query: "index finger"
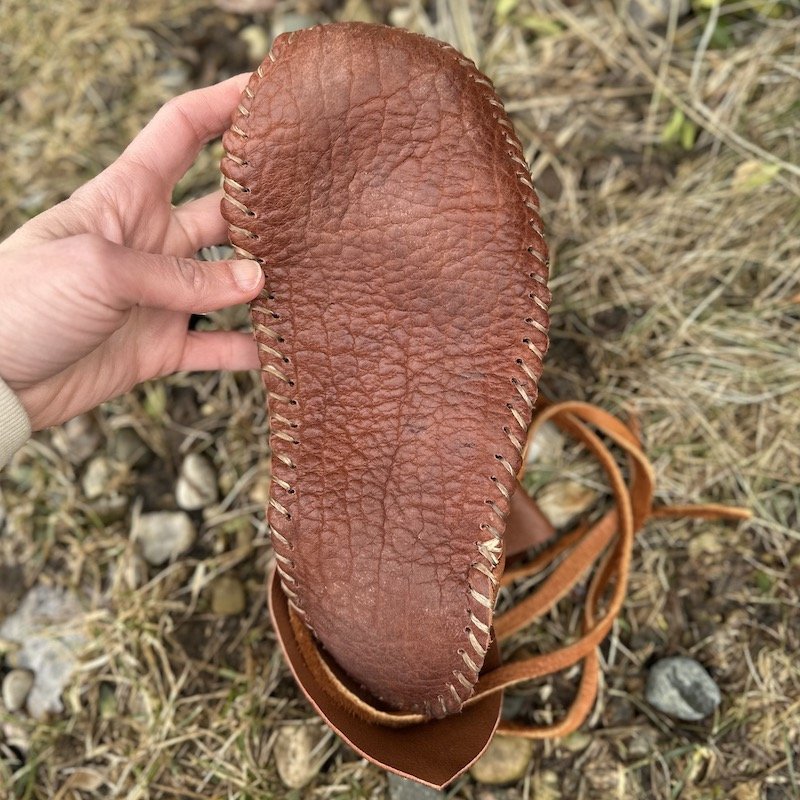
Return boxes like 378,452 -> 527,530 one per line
121,73 -> 252,188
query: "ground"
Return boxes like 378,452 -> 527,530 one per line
0,0 -> 798,798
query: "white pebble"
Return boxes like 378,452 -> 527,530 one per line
176,454 -> 219,511
2,669 -> 34,713
133,511 -> 196,566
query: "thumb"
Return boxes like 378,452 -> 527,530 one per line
85,235 -> 265,313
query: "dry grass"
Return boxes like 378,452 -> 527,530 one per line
1,0 -> 799,798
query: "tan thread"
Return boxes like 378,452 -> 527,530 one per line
221,29 -> 308,625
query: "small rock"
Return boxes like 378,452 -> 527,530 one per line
387,773 -> 443,799
176,453 -> 219,511
2,719 -> 29,756
211,577 -> 246,616
133,511 -> 196,566
2,670 -> 34,712
525,421 -> 565,466
109,428 -> 148,466
536,480 -> 599,528
0,586 -> 87,720
470,736 -> 534,785
273,725 -> 327,789
531,770 -> 561,800
271,13 -> 318,39
562,731 -> 592,752
240,24 -> 270,62
82,456 -> 113,499
92,494 -> 130,524
645,656 -> 721,721
52,414 -> 102,465
336,0 -> 378,23
625,728 -> 659,759
620,0 -> 690,29
215,0 -> 277,12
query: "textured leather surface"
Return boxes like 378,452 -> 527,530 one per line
269,569 -> 503,789
221,22 -> 550,716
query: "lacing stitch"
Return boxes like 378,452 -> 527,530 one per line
426,39 -> 551,718
220,29 -> 311,626
225,26 -> 551,715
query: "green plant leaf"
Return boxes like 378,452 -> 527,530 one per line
680,118 -> 698,150
661,108 -> 686,144
520,14 -> 564,36
494,0 -> 520,23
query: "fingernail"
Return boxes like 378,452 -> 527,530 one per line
231,259 -> 263,292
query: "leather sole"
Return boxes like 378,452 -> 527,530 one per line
221,22 -> 550,718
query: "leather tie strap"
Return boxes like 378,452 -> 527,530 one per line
286,396 -> 751,737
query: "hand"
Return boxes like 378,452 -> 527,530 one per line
0,74 -> 264,431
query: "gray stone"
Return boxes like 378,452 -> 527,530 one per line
0,586 -> 87,719
1,719 -> 29,757
216,0 -> 277,12
645,656 -> 721,721
52,414 -> 101,465
211,577 -> 246,616
470,737 -> 534,784
273,725 -> 328,789
536,480 -> 599,529
387,773 -> 443,799
175,453 -> 218,511
82,456 -> 113,499
109,428 -> 148,465
91,494 -> 129,524
502,692 -> 529,721
271,13 -> 317,40
133,511 -> 196,566
240,24 -> 271,62
2,669 -> 34,712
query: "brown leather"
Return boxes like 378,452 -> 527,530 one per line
269,570 -> 503,789
271,396 -> 751,743
221,22 -> 550,717
505,481 -> 556,558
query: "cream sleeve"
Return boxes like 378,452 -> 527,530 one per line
0,376 -> 32,467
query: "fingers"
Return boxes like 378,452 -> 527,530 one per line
69,234 -> 264,314
127,252 -> 264,313
172,190 -> 229,255
177,331 -> 260,373
121,73 -> 251,188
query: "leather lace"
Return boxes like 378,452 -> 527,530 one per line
288,397 -> 751,736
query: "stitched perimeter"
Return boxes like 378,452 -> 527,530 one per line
427,39 -> 551,717
220,23 -> 550,718
221,29 -> 311,632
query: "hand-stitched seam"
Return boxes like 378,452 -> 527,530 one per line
220,29 -> 313,630
423,39 -> 551,718
222,24 -> 551,718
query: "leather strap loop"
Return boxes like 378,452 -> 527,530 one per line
284,396 -> 751,738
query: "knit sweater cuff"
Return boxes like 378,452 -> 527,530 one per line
0,377 -> 32,468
